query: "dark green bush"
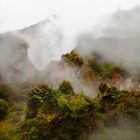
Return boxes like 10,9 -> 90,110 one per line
58,80 -> 74,95
26,83 -> 57,119
0,131 -> 10,140
23,81 -> 140,140
0,99 -> 9,120
0,84 -> 13,101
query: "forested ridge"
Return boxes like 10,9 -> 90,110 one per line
0,49 -> 140,140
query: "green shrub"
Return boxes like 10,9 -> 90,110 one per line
22,118 -> 47,140
0,121 -> 21,140
0,131 -> 10,140
0,84 -> 13,101
23,81 -> 140,140
58,80 -> 74,95
27,83 -> 58,119
62,50 -> 84,67
0,99 -> 9,120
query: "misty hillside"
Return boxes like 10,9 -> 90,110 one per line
0,6 -> 140,140
76,37 -> 140,71
0,33 -> 37,84
20,19 -> 50,36
0,20 -> 61,83
0,42 -> 140,140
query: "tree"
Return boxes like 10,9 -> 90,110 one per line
62,50 -> 84,67
58,80 -> 75,95
26,84 -> 57,119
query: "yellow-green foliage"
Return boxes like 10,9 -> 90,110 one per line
23,81 -> 140,140
0,121 -> 21,140
87,52 -> 128,80
23,82 -> 98,140
57,94 -> 90,119
62,50 -> 84,67
58,80 -> 74,95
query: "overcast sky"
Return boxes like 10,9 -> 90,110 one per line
0,0 -> 140,33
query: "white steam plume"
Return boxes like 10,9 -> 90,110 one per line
76,6 -> 140,74
18,16 -> 76,70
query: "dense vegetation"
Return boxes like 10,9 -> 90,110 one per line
0,83 -> 31,140
62,50 -> 128,82
21,81 -> 140,140
0,50 -> 140,140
